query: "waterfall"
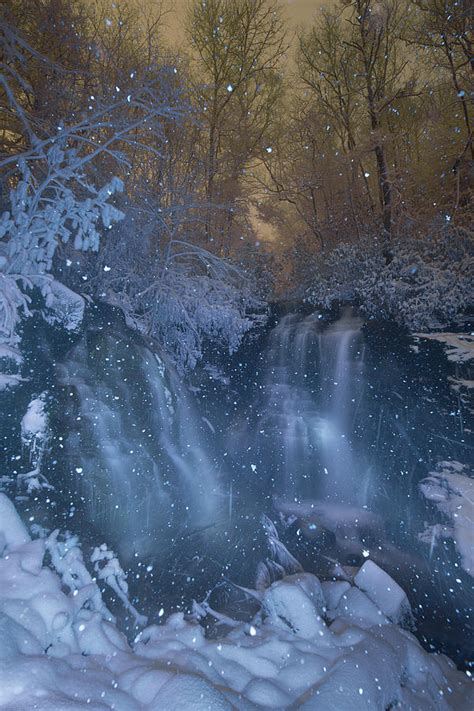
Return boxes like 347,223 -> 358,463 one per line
258,309 -> 369,504
316,311 -> 366,500
3,305 -> 469,668
56,331 -> 222,560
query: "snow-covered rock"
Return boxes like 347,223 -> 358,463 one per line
262,573 -> 326,638
21,394 -> 49,451
19,393 -> 51,491
419,461 -> 474,577
0,493 -> 471,710
354,559 -> 413,626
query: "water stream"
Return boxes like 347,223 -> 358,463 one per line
53,327 -> 223,561
2,305 -> 472,663
255,309 -> 367,504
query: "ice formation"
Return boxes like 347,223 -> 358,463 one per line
0,493 -> 471,710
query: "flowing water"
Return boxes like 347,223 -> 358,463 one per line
223,308 -> 473,664
1,305 -> 472,663
50,322 -> 224,561
255,310 -> 367,504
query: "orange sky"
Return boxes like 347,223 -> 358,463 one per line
283,0 -> 328,24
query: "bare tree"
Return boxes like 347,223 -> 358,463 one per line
345,0 -> 419,239
298,10 -> 372,195
187,0 -> 287,251
412,0 -> 473,160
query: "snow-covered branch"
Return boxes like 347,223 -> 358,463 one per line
0,17 -> 184,355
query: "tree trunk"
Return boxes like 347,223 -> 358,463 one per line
367,83 -> 393,239
374,142 -> 392,237
205,122 -> 218,241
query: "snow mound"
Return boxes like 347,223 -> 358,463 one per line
0,494 -> 471,710
414,332 -> 474,363
419,461 -> 474,577
42,280 -> 85,332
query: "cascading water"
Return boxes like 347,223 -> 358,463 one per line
2,305 -> 471,663
255,308 -> 369,505
0,309 -> 472,668
55,328 -> 222,561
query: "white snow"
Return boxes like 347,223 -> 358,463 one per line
306,230 -> 473,331
354,560 -> 412,625
262,573 -> 326,638
0,493 -> 471,710
0,340 -> 24,392
0,495 -> 30,551
419,461 -> 474,577
21,394 -> 49,449
19,393 -> 51,491
91,544 -> 148,626
414,332 -> 474,363
0,372 -> 25,391
0,344 -> 23,364
42,280 -> 85,331
449,376 -> 474,393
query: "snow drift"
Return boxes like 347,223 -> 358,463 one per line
0,493 -> 471,710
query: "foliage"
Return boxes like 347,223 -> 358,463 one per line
307,226 -> 474,330
2,0 -> 471,359
0,3 -> 267,370
0,12 -> 179,347
86,208 -> 266,371
260,0 -> 473,252
0,154 -> 124,343
187,0 -> 287,250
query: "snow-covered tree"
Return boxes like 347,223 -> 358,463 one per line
88,195 -> 267,371
306,225 -> 474,330
1,4 -> 267,375
0,14 -> 183,355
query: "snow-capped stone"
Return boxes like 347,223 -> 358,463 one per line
354,560 -> 412,625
